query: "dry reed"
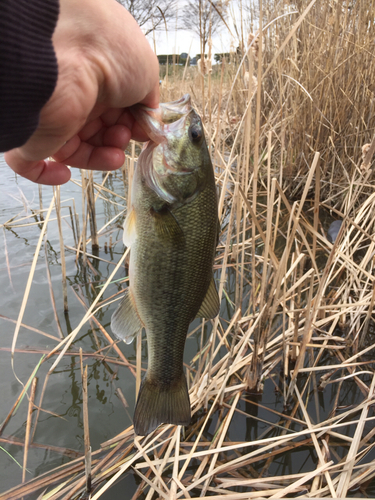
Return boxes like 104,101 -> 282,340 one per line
2,1 -> 375,499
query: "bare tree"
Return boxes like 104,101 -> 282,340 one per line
118,0 -> 177,36
180,0 -> 228,56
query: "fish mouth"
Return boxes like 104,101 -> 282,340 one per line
159,94 -> 191,123
130,94 -> 193,144
131,94 -> 201,206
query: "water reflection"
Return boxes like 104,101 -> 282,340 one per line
0,163 -> 136,493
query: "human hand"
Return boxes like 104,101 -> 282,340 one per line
4,0 -> 159,185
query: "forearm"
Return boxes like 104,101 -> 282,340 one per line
0,0 -> 59,152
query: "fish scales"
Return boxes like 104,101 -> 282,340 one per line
111,94 -> 219,435
133,172 -> 217,381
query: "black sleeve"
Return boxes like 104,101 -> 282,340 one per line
0,0 -> 59,152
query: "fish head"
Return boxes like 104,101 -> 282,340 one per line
130,95 -> 211,206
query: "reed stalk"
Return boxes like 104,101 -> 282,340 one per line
54,186 -> 68,312
3,1 -> 375,498
87,170 -> 99,251
80,350 -> 91,496
22,377 -> 37,484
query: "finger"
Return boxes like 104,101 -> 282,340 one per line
139,83 -> 160,109
82,114 -> 150,145
74,110 -> 124,144
99,108 -> 123,126
100,109 -> 151,142
78,118 -> 103,142
4,152 -> 72,185
82,124 -> 132,149
79,110 -> 149,146
53,140 -> 126,171
103,125 -> 132,149
83,108 -> 123,133
129,122 -> 152,142
53,135 -> 81,160
116,113 -> 150,142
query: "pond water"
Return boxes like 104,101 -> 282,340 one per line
0,154 -> 373,498
0,156 -> 137,493
0,156 -> 224,497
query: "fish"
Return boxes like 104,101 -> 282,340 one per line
111,94 -> 220,436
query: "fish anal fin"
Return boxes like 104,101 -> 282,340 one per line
110,288 -> 143,344
123,208 -> 137,247
150,207 -> 185,246
133,373 -> 191,436
196,277 -> 220,319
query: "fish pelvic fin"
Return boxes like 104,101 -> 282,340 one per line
196,277 -> 220,319
133,374 -> 191,436
123,207 -> 137,247
111,288 -> 143,344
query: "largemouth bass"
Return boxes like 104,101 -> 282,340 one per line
111,94 -> 219,436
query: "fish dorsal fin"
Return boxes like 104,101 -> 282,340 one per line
151,207 -> 185,246
123,208 -> 137,247
196,277 -> 220,319
111,288 -> 143,344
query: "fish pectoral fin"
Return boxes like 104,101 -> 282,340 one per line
196,277 -> 220,319
133,373 -> 191,436
150,206 -> 185,245
123,207 -> 137,247
110,288 -> 143,344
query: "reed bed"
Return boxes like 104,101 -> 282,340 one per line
1,0 -> 375,498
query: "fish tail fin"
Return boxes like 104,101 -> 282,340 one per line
133,374 -> 191,436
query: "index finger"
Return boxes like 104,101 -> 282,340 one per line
3,152 -> 72,185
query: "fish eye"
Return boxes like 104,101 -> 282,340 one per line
188,125 -> 202,143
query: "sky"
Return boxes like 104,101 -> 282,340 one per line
152,27 -> 234,58
145,0 -> 247,58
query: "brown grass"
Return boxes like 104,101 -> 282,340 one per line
2,0 -> 375,498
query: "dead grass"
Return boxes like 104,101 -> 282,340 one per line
1,1 -> 375,498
